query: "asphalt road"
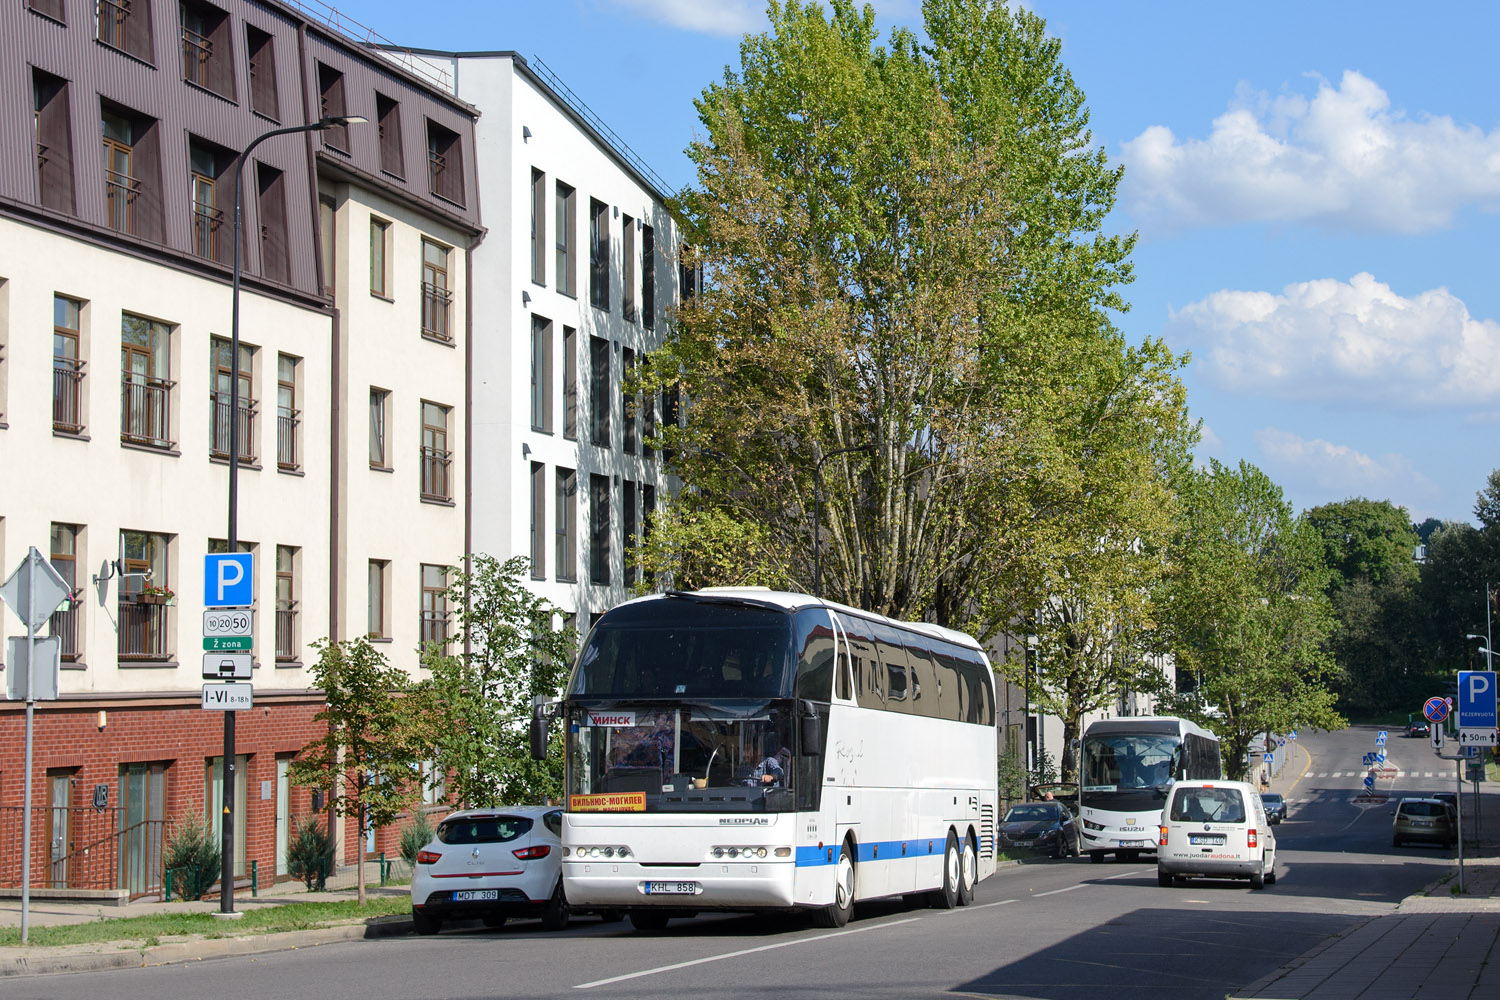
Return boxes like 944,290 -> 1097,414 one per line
4,726 -> 1456,1000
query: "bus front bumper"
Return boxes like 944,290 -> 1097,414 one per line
564,859 -> 798,909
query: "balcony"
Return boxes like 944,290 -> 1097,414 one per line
120,374 -> 174,449
182,28 -> 211,88
52,359 -> 86,433
277,407 -> 300,470
191,202 -> 223,261
117,600 -> 170,661
421,282 -> 452,342
104,168 -> 139,234
420,611 -> 450,646
275,603 -> 297,660
49,603 -> 80,661
420,445 -> 452,502
210,390 -> 257,462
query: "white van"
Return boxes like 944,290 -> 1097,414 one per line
1157,780 -> 1276,889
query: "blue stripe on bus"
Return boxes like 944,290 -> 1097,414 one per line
794,838 -> 949,867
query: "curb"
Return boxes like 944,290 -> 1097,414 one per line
0,915 -> 411,978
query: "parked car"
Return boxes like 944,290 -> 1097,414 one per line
1391,798 -> 1456,848
1433,792 -> 1459,824
1157,780 -> 1276,889
1029,783 -> 1080,818
999,801 -> 1081,858
1260,792 -> 1287,824
410,805 -> 620,935
1405,722 -> 1429,738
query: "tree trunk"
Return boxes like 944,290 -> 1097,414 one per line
356,800 -> 367,905
1061,715 -> 1080,784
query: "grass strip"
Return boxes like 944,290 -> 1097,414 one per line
0,896 -> 410,949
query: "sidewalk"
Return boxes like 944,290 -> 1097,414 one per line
1233,739 -> 1500,1000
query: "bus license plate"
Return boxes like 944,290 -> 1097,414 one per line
1117,839 -> 1149,848
1188,835 -> 1225,846
453,889 -> 498,902
642,881 -> 700,895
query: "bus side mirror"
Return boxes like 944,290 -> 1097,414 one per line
530,698 -> 550,761
800,701 -> 823,756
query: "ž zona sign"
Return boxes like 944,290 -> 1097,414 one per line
569,792 -> 647,812
202,682 -> 252,710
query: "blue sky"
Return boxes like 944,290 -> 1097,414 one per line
349,0 -> 1500,525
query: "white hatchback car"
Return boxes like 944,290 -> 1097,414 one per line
1157,780 -> 1277,889
411,805 -> 616,934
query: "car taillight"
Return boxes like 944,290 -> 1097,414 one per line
1247,829 -> 1258,848
416,850 -> 441,865
513,845 -> 551,860
1159,826 -> 1168,847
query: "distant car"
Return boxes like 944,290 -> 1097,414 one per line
410,805 -> 620,935
1260,792 -> 1287,824
1433,792 -> 1459,824
1405,722 -> 1429,738
999,801 -> 1080,858
1391,797 -> 1456,848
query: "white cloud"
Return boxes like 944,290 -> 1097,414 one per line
1254,429 -> 1434,507
1168,273 -> 1500,408
606,0 -> 764,36
1120,71 -> 1500,233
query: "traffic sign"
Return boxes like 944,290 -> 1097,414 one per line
1457,728 -> 1498,747
1457,670 -> 1497,727
202,653 -> 252,680
204,635 -> 253,652
202,682 -> 252,710
1431,726 -> 1446,752
1263,752 -> 1274,763
1363,773 -> 1374,788
0,549 -> 72,633
1423,697 -> 1450,724
5,637 -> 61,701
203,608 -> 253,637
204,553 -> 253,608
1375,751 -> 1386,763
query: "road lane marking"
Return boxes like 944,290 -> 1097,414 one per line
1034,884 -> 1086,897
574,916 -> 922,989
940,898 -> 1017,914
1100,868 -> 1153,880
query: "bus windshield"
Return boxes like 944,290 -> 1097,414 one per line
1082,733 -> 1181,812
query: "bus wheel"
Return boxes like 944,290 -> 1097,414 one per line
813,843 -> 856,927
629,911 -> 671,931
931,832 -> 961,909
958,833 -> 977,906
1089,851 -> 1105,864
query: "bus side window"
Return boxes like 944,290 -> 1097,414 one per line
906,641 -> 936,719
836,643 -> 852,701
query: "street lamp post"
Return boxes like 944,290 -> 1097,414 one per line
219,115 -> 363,915
811,444 -> 873,599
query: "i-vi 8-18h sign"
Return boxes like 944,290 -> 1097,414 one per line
1457,670 -> 1498,746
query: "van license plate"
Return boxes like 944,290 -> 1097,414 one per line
642,881 -> 700,895
453,889 -> 498,902
1188,835 -> 1225,846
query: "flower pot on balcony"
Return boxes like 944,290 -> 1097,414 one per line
137,592 -> 170,605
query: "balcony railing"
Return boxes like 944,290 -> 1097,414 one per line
210,390 -> 257,462
427,149 -> 446,197
182,28 -> 212,87
191,202 -> 223,260
420,611 -> 450,646
120,374 -> 174,448
97,0 -> 130,48
420,445 -> 452,501
277,407 -> 300,470
49,602 -> 80,661
421,282 -> 452,342
53,359 -> 86,433
104,167 -> 139,234
275,604 -> 297,660
117,599 -> 170,661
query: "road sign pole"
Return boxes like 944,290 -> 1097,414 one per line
1456,757 -> 1464,894
21,549 -> 35,945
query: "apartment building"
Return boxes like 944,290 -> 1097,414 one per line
0,0 -> 478,895
399,49 -> 680,628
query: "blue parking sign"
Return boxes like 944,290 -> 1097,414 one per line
204,553 -> 254,607
1457,671 -> 1497,730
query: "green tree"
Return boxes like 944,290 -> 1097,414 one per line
1158,460 -> 1345,779
411,555 -> 577,808
288,636 -> 421,904
1303,498 -> 1419,593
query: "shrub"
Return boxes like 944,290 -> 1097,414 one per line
287,817 -> 335,891
165,811 -> 222,901
400,812 -> 435,869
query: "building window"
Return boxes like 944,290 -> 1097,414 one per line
101,108 -> 140,236
562,326 -> 577,442
188,137 -> 232,263
662,383 -> 681,463
276,353 -> 299,471
317,62 -> 349,153
622,346 -> 636,455
50,523 -> 82,662
257,163 -> 289,283
589,335 -> 610,448
425,119 -> 464,205
97,0 -> 154,63
29,0 -> 66,20
209,336 -> 255,462
420,563 -> 449,644
679,248 -> 701,300
642,483 -> 656,558
555,181 -> 575,297
531,315 -> 552,432
118,530 -> 171,660
204,755 -> 248,876
369,388 -> 389,468
530,168 -> 546,285
179,0 -> 233,99
53,295 -> 86,434
420,401 -> 451,502
420,239 -> 452,342
275,545 -> 297,661
590,473 -> 611,585
318,194 -> 335,295
623,480 -> 637,587
120,314 -> 173,449
245,24 -> 278,120
589,198 -> 609,311
556,468 -> 577,582
623,214 -> 636,322
33,70 -> 75,215
369,218 -> 389,297
367,559 -> 388,637
642,365 -> 655,462
376,93 -> 403,177
530,461 -> 546,579
642,224 -> 655,330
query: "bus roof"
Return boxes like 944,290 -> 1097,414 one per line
1084,716 -> 1219,741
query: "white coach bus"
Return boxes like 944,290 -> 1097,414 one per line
1079,716 -> 1222,863
532,588 -> 999,931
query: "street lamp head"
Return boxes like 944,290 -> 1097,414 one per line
318,114 -> 368,128
1466,634 -> 1484,641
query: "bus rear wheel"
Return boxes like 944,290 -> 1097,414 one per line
931,832 -> 961,909
813,844 -> 855,928
958,833 -> 977,906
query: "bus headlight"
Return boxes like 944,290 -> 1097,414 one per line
1083,819 -> 1105,831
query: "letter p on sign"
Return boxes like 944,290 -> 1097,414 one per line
204,552 -> 254,607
